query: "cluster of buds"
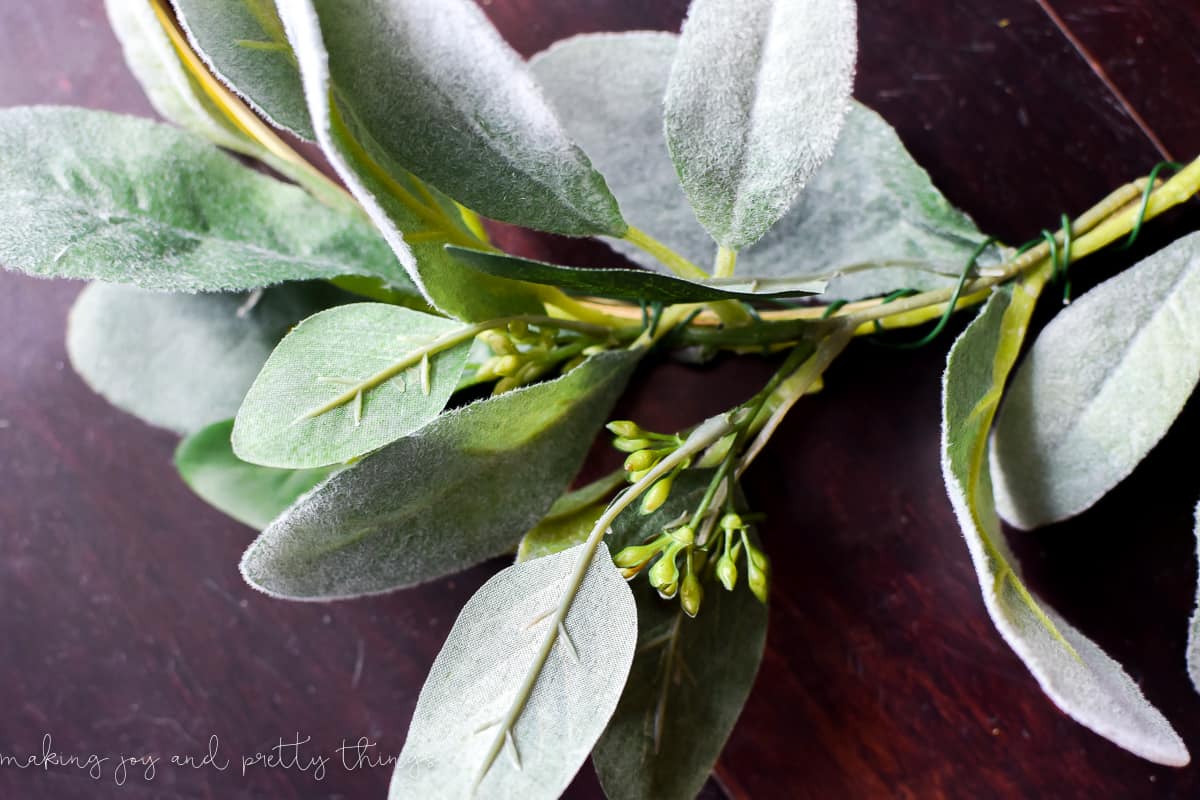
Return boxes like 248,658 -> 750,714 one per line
713,512 -> 769,603
475,322 -> 602,394
613,524 -> 704,616
606,420 -> 688,514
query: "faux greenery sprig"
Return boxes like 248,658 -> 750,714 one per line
3,0 -> 1200,796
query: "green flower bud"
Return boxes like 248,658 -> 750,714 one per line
482,330 -> 516,355
668,525 -> 695,547
680,571 -> 703,617
492,376 -> 520,395
623,449 -> 659,473
656,580 -> 679,599
606,420 -> 642,438
560,355 -> 586,374
613,436 -> 654,453
612,542 -> 662,569
493,354 -> 522,377
743,534 -> 769,603
627,468 -> 653,484
506,320 -> 531,340
716,554 -> 738,591
648,548 -> 679,590
640,476 -> 673,514
720,512 -> 744,533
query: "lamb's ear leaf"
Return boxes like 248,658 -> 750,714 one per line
239,349 -> 640,599
275,0 -> 545,321
279,0 -> 624,239
991,232 -> 1200,529
66,282 -> 346,435
390,542 -> 637,800
175,419 -> 336,529
231,303 -> 472,469
0,107 -> 411,292
942,283 -> 1187,767
532,33 -> 989,300
448,246 -> 825,303
593,471 -> 767,800
1187,500 -> 1200,695
170,0 -> 314,139
664,0 -> 857,250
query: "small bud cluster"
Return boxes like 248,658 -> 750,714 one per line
613,523 -> 706,613
713,512 -> 769,604
475,322 -> 603,394
606,420 -> 688,514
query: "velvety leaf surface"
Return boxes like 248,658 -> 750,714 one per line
175,419 -> 335,529
594,472 -> 767,800
391,542 -> 637,800
532,33 -> 988,299
664,0 -> 857,249
0,107 -> 407,291
1188,500 -> 1200,696
66,281 -> 341,435
991,232 -> 1200,529
232,303 -> 471,469
449,246 -> 825,303
942,285 -> 1187,767
277,0 -> 545,321
515,505 -> 605,563
284,0 -> 624,238
172,0 -> 313,139
239,350 -> 640,599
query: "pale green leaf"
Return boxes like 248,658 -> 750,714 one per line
172,0 -> 313,139
664,0 -> 857,250
391,542 -> 636,800
991,233 -> 1200,529
544,471 -> 628,522
175,419 -> 336,529
239,350 -> 640,599
516,505 -> 605,563
942,285 -> 1187,766
67,281 -> 343,435
531,33 -> 988,300
232,303 -> 471,469
0,106 -> 408,292
1186,500 -> 1200,695
594,471 -> 767,800
276,0 -> 545,321
279,0 -> 624,238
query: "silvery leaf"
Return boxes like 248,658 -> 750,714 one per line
991,232 -> 1200,529
232,303 -> 472,469
942,285 -> 1187,766
391,542 -> 637,800
240,350 -> 640,599
0,107 -> 408,291
664,0 -> 857,249
1187,500 -> 1200,694
532,32 -> 988,300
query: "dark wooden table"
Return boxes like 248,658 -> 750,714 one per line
2,1 -> 1199,798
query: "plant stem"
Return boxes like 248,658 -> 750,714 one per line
714,246 -> 737,278
623,227 -> 711,280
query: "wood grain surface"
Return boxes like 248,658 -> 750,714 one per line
1,1 -> 1198,798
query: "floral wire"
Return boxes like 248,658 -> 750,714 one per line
647,301 -> 666,338
820,299 -> 848,319
1122,161 -> 1185,250
868,288 -> 920,334
871,237 -> 997,349
1059,213 -> 1073,303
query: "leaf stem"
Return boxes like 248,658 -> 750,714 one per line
714,246 -> 737,279
295,314 -> 620,422
471,413 -> 737,794
623,227 -> 710,280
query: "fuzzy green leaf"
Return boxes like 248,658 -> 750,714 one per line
232,303 -> 472,469
593,471 -> 767,800
532,33 -> 988,299
515,506 -> 605,564
239,350 -> 640,599
991,233 -> 1200,529
0,106 -> 407,292
391,542 -> 636,800
276,0 -> 545,321
171,0 -> 313,139
942,285 -> 1187,766
175,419 -> 335,529
448,246 -> 825,303
67,281 -> 343,435
279,0 -> 624,238
664,0 -> 857,250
